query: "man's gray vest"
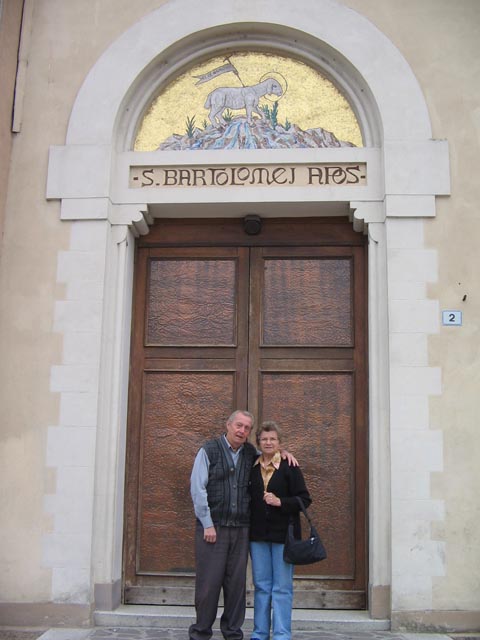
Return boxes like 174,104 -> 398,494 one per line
203,436 -> 257,526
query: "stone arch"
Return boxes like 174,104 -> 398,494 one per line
116,27 -> 379,151
66,0 -> 431,147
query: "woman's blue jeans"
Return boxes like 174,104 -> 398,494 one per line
250,541 -> 294,640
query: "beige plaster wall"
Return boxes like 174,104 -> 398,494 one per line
0,0 -> 24,251
0,0 -> 478,615
345,0 -> 480,611
0,0 -> 163,603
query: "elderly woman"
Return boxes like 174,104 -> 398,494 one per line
249,421 -> 312,640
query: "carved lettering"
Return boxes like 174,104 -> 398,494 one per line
191,168 -> 207,186
237,167 -> 250,182
208,168 -> 230,186
307,166 -> 324,185
307,164 -> 365,186
345,165 -> 362,184
215,169 -> 229,186
141,168 -> 154,186
229,167 -> 246,186
163,169 -> 178,186
249,167 -> 270,185
325,166 -> 346,185
178,169 -> 192,186
272,167 -> 287,184
130,163 -> 367,189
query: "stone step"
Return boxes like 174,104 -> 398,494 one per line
94,605 -> 390,632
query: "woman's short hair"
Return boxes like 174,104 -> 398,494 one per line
255,420 -> 282,445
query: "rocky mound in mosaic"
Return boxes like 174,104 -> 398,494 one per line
158,117 -> 355,150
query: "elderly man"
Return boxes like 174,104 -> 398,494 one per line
189,410 -> 296,640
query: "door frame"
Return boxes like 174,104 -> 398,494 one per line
122,217 -> 368,609
92,207 -> 391,615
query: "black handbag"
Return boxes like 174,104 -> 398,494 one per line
283,497 -> 327,565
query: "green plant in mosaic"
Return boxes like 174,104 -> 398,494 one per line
270,101 -> 279,128
203,118 -> 208,129
261,101 -> 279,128
284,118 -> 291,131
224,109 -> 234,123
185,115 -> 196,138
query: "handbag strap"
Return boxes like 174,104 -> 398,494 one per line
294,496 -> 312,525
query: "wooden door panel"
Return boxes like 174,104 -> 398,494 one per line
138,371 -> 236,574
262,256 -> 353,346
124,245 -> 249,602
249,243 -> 367,606
146,257 -> 237,346
259,372 -> 355,579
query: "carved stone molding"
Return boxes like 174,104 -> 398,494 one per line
350,201 -> 385,234
108,204 -> 152,237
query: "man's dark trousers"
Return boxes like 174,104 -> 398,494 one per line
189,522 -> 250,640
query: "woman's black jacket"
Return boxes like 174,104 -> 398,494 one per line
249,459 -> 312,543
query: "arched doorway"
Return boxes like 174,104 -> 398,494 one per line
45,0 -> 450,620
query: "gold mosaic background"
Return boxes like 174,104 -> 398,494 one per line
134,52 -> 363,150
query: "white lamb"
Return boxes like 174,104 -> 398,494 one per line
205,78 -> 283,126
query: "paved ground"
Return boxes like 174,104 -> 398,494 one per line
0,633 -> 46,640
1,629 -> 461,640
2,629 -> 479,640
89,632 -> 408,640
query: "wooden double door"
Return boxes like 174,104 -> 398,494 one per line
124,217 -> 368,609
